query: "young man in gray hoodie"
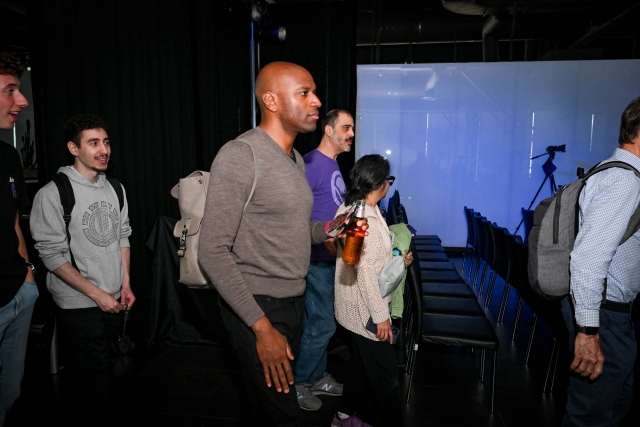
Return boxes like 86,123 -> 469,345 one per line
30,113 -> 134,421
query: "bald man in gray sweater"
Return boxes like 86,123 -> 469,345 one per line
200,62 -> 350,427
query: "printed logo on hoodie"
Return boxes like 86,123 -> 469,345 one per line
82,200 -> 120,247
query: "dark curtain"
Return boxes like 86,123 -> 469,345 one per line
30,0 -> 357,343
259,1 -> 358,179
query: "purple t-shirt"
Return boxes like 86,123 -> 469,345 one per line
304,149 -> 345,262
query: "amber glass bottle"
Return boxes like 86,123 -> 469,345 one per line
342,201 -> 366,265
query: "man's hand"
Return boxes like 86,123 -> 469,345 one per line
92,289 -> 124,313
120,284 -> 136,308
570,332 -> 604,380
376,319 -> 393,344
323,237 -> 338,256
251,316 -> 294,393
337,218 -> 368,239
404,251 -> 413,266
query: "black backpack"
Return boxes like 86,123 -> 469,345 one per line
51,172 -> 124,268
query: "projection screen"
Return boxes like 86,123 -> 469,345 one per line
356,60 -> 640,247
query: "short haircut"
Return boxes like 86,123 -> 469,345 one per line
0,52 -> 26,78
322,109 -> 352,131
619,96 -> 640,145
64,113 -> 110,146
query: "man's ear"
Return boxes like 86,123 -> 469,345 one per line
262,92 -> 278,112
325,124 -> 333,138
67,141 -> 79,157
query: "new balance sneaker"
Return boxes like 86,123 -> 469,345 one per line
311,372 -> 343,396
295,384 -> 322,411
330,412 -> 372,427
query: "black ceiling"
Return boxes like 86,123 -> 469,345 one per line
2,0 -> 640,64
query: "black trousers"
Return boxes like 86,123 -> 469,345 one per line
56,306 -> 122,421
339,331 -> 404,426
561,298 -> 636,427
220,295 -> 304,427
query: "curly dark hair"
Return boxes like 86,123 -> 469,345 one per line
343,154 -> 390,206
619,96 -> 640,145
0,52 -> 26,78
64,113 -> 110,146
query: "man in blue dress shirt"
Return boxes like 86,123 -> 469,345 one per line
562,96 -> 640,426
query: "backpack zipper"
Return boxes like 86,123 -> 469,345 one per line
553,188 -> 563,244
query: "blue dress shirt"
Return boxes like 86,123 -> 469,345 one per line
570,148 -> 640,327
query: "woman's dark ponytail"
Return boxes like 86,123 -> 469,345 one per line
342,154 -> 390,206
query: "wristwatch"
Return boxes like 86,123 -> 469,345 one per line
576,325 -> 598,335
26,262 -> 37,276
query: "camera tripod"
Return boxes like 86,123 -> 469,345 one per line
514,150 -> 559,235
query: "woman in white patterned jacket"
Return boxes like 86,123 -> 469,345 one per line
331,154 -> 412,427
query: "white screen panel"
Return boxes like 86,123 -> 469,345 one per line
356,60 -> 640,246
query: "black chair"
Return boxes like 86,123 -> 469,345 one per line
504,230 -> 568,392
405,241 -> 499,412
486,222 -> 512,318
386,190 -> 400,226
521,207 -> 534,245
462,206 -> 476,274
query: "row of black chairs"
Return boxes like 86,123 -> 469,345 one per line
386,192 -> 499,413
463,206 -> 567,393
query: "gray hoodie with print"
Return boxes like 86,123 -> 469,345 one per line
30,166 -> 131,309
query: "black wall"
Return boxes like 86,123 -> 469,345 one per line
30,0 -> 358,304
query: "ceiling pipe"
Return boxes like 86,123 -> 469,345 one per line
482,15 -> 503,61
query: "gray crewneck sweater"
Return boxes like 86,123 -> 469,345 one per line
199,127 -> 327,326
30,166 -> 131,309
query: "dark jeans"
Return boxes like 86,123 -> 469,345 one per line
56,306 -> 122,420
339,331 -> 404,427
220,295 -> 304,427
561,298 -> 636,427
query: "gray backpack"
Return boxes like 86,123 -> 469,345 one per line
527,161 -> 640,300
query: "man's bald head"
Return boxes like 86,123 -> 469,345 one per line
254,61 -> 321,136
255,61 -> 310,99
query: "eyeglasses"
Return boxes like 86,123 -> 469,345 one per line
387,176 -> 395,186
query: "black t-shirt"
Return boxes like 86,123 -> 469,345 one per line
0,140 -> 29,307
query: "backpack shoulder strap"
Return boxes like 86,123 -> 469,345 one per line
235,137 -> 258,213
50,172 -> 78,269
105,175 -> 124,212
51,172 -> 75,224
584,161 -> 640,244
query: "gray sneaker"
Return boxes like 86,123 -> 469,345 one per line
296,384 -> 322,411
310,372 -> 343,396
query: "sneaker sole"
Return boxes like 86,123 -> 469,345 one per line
298,404 -> 322,411
311,390 -> 342,396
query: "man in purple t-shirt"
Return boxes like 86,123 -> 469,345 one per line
295,109 -> 354,411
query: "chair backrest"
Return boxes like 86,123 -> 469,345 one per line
481,217 -> 496,267
463,206 -> 475,247
521,207 -> 534,245
490,222 -> 510,282
404,239 -> 423,343
473,213 -> 486,261
386,191 -> 399,226
397,204 -> 408,224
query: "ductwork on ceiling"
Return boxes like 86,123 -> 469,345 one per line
358,0 -> 640,63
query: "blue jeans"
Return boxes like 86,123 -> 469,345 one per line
295,262 -> 337,385
0,281 -> 39,426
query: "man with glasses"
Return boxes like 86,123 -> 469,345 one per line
294,109 -> 354,411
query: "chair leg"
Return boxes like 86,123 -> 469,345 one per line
497,283 -> 512,322
480,349 -> 486,382
473,259 -> 483,290
484,271 -> 497,307
511,297 -> 523,341
478,264 -> 489,296
544,337 -> 561,393
406,344 -> 418,403
525,314 -> 538,364
491,350 -> 496,413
